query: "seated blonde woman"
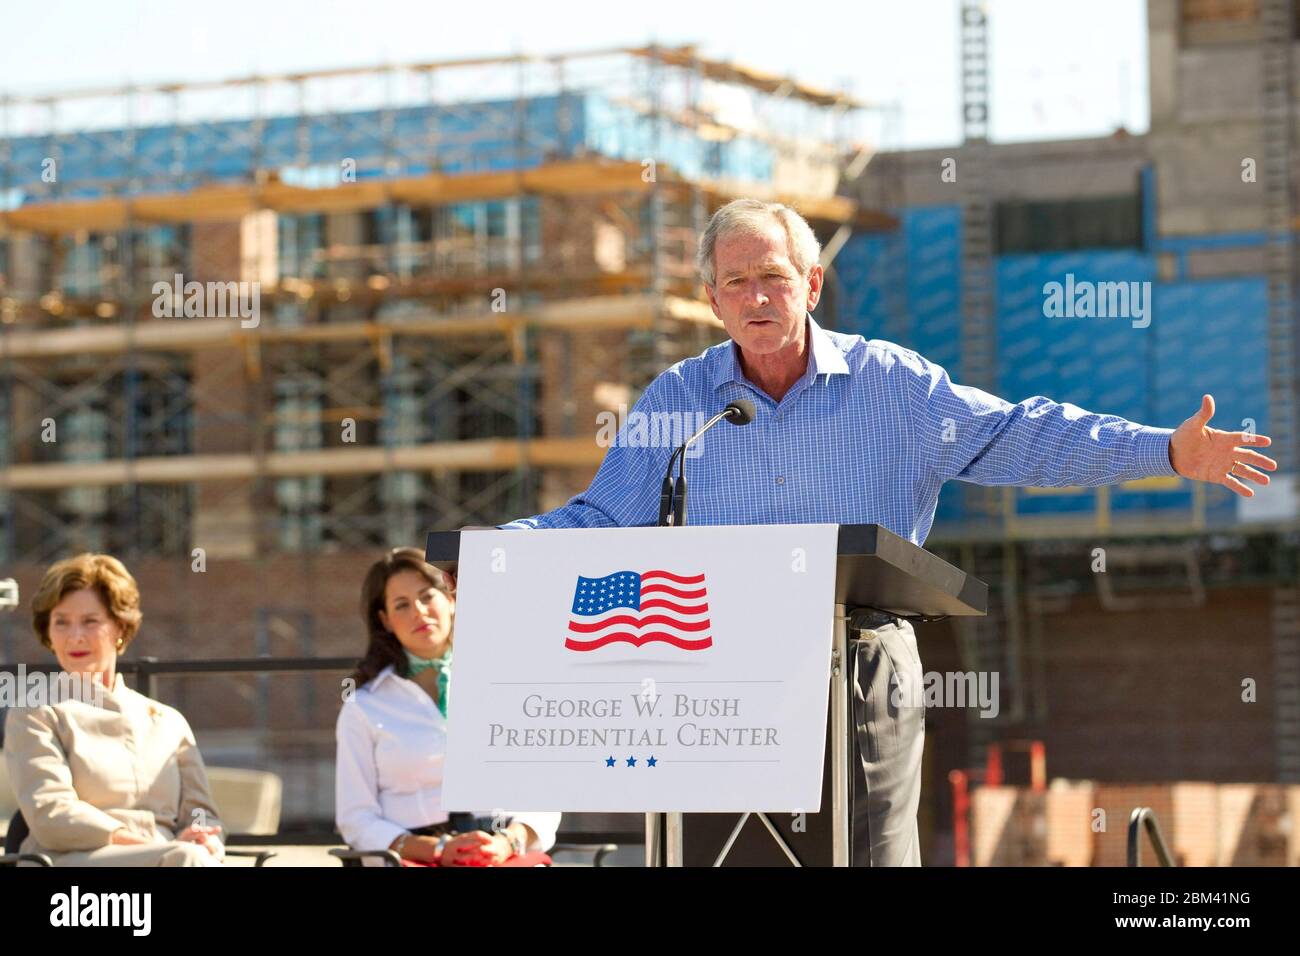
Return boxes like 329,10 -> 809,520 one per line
3,553 -> 224,866
336,546 -> 559,866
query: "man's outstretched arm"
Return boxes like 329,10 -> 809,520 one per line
904,351 -> 1275,494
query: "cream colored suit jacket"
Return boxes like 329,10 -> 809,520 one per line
3,672 -> 222,861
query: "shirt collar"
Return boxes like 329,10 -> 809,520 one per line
56,670 -> 124,706
711,312 -> 849,393
367,663 -> 432,694
366,664 -> 447,718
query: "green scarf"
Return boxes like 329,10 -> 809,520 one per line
405,647 -> 452,717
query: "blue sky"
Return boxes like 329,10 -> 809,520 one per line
1,0 -> 1148,149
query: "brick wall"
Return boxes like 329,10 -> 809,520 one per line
971,780 -> 1299,865
972,786 -> 1045,866
1046,780 -> 1096,866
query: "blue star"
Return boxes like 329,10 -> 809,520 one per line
626,756 -> 637,767
605,756 -> 616,767
646,756 -> 657,767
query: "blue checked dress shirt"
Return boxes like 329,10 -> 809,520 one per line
502,313 -> 1178,545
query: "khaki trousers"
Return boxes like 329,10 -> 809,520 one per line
851,618 -> 925,867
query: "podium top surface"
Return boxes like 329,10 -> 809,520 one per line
424,524 -> 986,618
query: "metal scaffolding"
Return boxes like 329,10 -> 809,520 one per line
0,45 -> 883,566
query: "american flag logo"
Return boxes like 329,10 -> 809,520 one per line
565,569 -> 712,652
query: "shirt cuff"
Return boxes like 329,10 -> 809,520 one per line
507,812 -> 559,852
1132,427 -> 1179,478
350,819 -> 408,855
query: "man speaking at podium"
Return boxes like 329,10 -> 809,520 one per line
500,198 -> 1277,866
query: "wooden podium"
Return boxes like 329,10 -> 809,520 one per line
425,523 -> 986,866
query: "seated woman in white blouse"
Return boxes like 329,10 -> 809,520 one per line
335,546 -> 559,866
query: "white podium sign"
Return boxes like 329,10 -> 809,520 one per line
442,524 -> 838,813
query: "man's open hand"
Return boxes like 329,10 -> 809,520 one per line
1169,394 -> 1277,498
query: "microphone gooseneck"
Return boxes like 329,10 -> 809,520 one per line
657,399 -> 756,527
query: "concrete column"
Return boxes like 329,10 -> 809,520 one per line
187,218 -> 262,558
1148,0 -> 1181,131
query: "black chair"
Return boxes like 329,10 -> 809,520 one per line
1,810 -> 52,866
549,842 -> 619,866
329,846 -> 403,867
2,809 -> 275,866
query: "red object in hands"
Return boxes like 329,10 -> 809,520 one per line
400,851 -> 552,868
497,852 -> 551,867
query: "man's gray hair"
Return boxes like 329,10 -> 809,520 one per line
696,198 -> 822,288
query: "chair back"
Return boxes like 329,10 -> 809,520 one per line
206,767 -> 282,835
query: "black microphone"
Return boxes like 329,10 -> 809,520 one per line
657,399 -> 756,527
724,399 -> 756,426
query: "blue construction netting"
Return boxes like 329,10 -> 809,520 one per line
834,206 -> 1269,529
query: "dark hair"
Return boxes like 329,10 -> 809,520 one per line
353,547 -> 456,688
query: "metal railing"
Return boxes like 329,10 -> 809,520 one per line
1127,807 -> 1177,867
122,655 -> 357,700
0,655 -> 356,698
